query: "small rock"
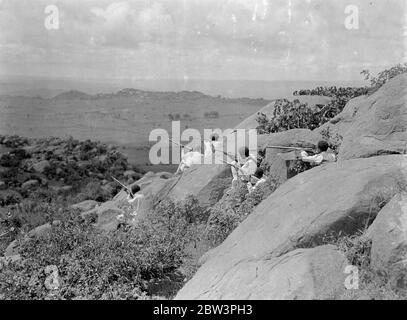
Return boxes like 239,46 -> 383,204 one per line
5,240 -> 19,257
144,171 -> 155,178
81,208 -> 98,222
28,223 -> 52,238
22,179 -> 39,189
0,181 -> 6,190
32,160 -> 50,173
61,185 -> 73,192
94,204 -> 123,232
0,254 -> 21,269
52,220 -> 61,226
124,170 -> 136,178
157,172 -> 173,180
98,155 -> 107,162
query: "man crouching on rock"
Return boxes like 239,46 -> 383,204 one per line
231,146 -> 257,188
299,140 -> 336,165
117,184 -> 144,223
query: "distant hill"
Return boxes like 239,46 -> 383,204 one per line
54,90 -> 91,100
0,88 -> 270,165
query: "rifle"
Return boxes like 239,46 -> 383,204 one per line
0,231 -> 10,237
218,157 -> 253,178
169,137 -> 236,160
168,138 -> 194,152
266,145 -> 315,153
111,176 -> 134,197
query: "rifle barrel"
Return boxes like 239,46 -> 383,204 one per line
111,176 -> 133,195
266,145 -> 314,151
168,138 -> 194,151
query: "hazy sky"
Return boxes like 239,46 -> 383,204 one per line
0,0 -> 405,81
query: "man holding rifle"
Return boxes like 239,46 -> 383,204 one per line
299,140 -> 336,165
267,140 -> 336,166
230,146 -> 257,188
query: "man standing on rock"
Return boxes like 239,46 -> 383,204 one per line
126,184 -> 144,217
231,146 -> 257,188
299,140 -> 336,165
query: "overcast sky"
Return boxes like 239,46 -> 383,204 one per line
0,0 -> 405,81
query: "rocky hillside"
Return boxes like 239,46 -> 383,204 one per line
1,72 -> 405,300
0,135 -> 143,206
172,73 -> 407,299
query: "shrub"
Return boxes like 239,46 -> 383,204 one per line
0,199 -> 197,300
205,176 -> 280,247
255,66 -> 407,135
361,63 -> 407,93
316,231 -> 407,300
257,86 -> 367,135
0,195 -> 208,300
319,127 -> 343,155
257,99 -> 321,134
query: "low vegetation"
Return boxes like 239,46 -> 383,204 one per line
323,231 -> 407,300
1,64 -> 406,300
256,65 -> 407,136
0,172 -> 280,300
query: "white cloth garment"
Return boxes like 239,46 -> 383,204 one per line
231,154 -> 257,182
176,150 -> 202,173
300,150 -> 336,165
127,193 -> 144,216
247,176 -> 267,193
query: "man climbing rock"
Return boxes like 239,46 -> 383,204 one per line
247,168 -> 268,193
126,184 -> 144,217
175,144 -> 202,174
231,146 -> 257,188
299,140 -> 336,165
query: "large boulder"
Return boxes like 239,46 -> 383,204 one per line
316,74 -> 407,160
175,155 -> 407,299
176,245 -> 348,300
259,129 -> 322,183
367,193 -> 407,271
162,164 -> 231,206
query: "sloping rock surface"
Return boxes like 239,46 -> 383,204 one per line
175,155 -> 407,299
315,74 -> 407,160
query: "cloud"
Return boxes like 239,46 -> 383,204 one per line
0,0 -> 405,81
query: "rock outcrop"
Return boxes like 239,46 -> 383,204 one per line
177,245 -> 348,300
161,164 -> 231,206
175,155 -> 407,299
367,193 -> 407,270
258,129 -> 322,182
316,74 -> 407,161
